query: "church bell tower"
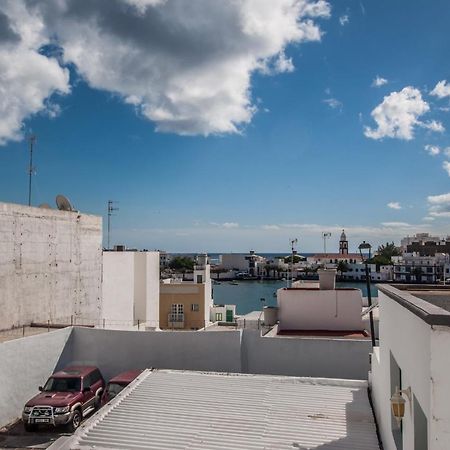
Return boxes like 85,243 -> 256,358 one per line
339,230 -> 348,255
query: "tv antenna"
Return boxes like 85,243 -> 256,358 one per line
322,232 -> 331,256
289,238 -> 298,287
56,194 -> 74,211
27,135 -> 36,206
107,200 -> 119,250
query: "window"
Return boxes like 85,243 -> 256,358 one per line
171,304 -> 183,314
196,274 -> 203,283
191,304 -> 200,312
215,313 -> 223,321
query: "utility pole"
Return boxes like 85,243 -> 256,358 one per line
27,135 -> 36,206
322,232 -> 331,256
107,200 -> 119,250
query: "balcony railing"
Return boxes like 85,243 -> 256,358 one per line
168,313 -> 184,328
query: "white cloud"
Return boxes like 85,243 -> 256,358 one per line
422,216 -> 435,222
323,97 -> 343,110
0,0 -> 331,143
387,202 -> 402,210
0,2 -> 70,144
364,86 -> 442,140
339,15 -> 349,26
422,120 -> 445,133
424,144 -> 440,156
443,161 -> 450,177
261,224 -> 281,230
381,222 -> 412,228
427,192 -> 450,217
222,222 -> 239,229
372,76 -> 388,87
444,147 -> 450,157
430,80 -> 450,99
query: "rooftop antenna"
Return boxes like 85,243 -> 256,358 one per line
107,200 -> 119,250
27,135 -> 36,206
322,232 -> 331,256
289,238 -> 298,288
56,194 -> 74,211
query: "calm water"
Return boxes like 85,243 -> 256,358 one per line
212,280 -> 379,315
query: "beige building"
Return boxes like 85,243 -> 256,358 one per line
159,254 -> 212,330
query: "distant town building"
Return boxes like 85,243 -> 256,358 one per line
400,233 -> 442,251
393,253 -> 449,283
159,253 -> 212,330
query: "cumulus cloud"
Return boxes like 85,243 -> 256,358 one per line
427,192 -> 450,218
0,2 -> 70,144
444,147 -> 450,157
261,224 -> 281,230
210,221 -> 239,229
364,87 -> 443,140
0,0 -> 331,143
387,202 -> 402,210
339,15 -> 349,26
424,144 -> 440,156
443,161 -> 450,176
372,76 -> 388,87
430,80 -> 450,99
381,222 -> 412,228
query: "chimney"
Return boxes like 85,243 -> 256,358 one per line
317,268 -> 336,290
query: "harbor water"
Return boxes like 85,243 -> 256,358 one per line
212,280 -> 379,315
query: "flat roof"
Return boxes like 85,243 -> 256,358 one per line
51,369 -> 380,450
378,284 -> 450,326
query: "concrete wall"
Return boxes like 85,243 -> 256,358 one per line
277,288 -> 364,331
0,202 -> 102,330
370,290 -> 447,450
56,327 -> 242,381
242,330 -> 371,379
0,328 -> 72,428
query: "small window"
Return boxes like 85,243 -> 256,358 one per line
197,275 -> 203,283
191,304 -> 200,312
215,313 -> 223,321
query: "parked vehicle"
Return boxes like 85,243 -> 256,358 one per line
101,370 -> 143,405
22,366 -> 105,432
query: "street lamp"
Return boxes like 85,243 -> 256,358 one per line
358,241 -> 376,347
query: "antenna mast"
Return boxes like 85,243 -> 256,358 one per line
107,200 -> 119,250
27,135 -> 36,206
322,232 -> 331,256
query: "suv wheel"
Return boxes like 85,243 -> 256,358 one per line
67,409 -> 82,432
24,422 -> 37,432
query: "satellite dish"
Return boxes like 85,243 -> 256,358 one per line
56,195 -> 74,212
38,203 -> 52,209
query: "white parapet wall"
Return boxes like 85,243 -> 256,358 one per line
0,202 -> 102,330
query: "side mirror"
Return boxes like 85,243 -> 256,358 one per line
38,386 -> 43,391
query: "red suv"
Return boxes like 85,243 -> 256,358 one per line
22,366 -> 105,432
101,370 -> 143,405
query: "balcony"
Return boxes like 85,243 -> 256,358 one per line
168,313 -> 184,329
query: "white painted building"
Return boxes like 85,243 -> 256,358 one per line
210,304 -> 236,323
393,253 -> 449,283
277,270 -> 365,332
0,202 -> 102,330
102,250 -> 160,329
401,233 -> 442,250
371,284 -> 450,450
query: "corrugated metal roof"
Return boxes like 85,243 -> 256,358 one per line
51,370 -> 380,450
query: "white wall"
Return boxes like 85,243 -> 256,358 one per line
220,254 -> 248,271
102,252 -> 135,328
277,288 -> 364,331
0,328 -> 72,428
370,289 -> 450,450
0,202 -> 102,330
102,251 -> 160,329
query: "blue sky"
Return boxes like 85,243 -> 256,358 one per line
0,0 -> 449,252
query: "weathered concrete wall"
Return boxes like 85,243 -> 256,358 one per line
0,202 -> 102,330
242,330 -> 371,379
56,327 -> 242,381
0,328 -> 72,428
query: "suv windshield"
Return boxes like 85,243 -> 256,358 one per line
43,377 -> 81,392
106,382 -> 126,399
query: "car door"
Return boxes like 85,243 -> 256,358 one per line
82,373 -> 95,412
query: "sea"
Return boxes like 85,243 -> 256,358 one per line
212,280 -> 378,316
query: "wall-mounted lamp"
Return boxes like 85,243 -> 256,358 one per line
390,386 -> 411,426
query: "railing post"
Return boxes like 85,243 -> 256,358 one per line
23,325 -> 25,337
47,320 -> 50,332
71,315 -> 73,326
138,319 -> 140,330
103,318 -> 105,329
